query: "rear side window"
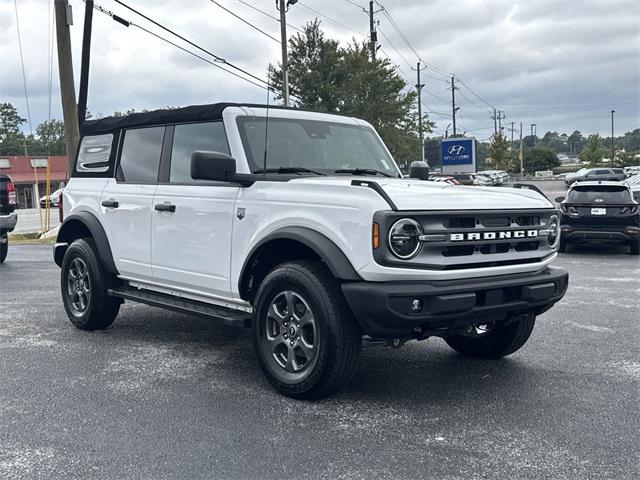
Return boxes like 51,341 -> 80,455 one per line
119,127 -> 165,183
567,186 -> 632,203
170,122 -> 229,183
76,134 -> 113,173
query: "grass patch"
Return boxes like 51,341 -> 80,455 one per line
7,232 -> 56,244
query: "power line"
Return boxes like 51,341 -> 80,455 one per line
456,78 -> 496,110
13,0 -> 33,138
377,27 -> 412,69
209,0 -> 279,43
237,0 -> 304,33
456,87 -> 494,114
91,2 -> 269,91
344,0 -> 366,10
298,2 -> 366,37
113,0 -> 269,87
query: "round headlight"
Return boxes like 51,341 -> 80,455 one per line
388,218 -> 423,259
547,214 -> 560,248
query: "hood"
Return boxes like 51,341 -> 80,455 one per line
290,177 -> 555,211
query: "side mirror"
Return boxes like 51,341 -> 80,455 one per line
555,196 -> 565,203
191,151 -> 236,182
409,160 -> 430,180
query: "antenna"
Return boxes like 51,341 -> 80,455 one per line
262,64 -> 272,178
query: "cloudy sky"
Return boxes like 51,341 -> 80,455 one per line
1,0 -> 639,141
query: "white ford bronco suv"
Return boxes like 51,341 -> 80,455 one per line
54,103 -> 568,398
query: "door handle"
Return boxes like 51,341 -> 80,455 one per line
101,199 -> 119,208
154,202 -> 176,213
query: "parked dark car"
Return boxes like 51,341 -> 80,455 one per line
556,181 -> 639,254
564,168 -> 626,186
0,174 -> 18,263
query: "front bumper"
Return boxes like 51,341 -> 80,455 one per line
562,225 -> 639,243
342,266 -> 568,338
0,212 -> 17,232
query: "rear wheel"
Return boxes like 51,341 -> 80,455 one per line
252,260 -> 361,399
444,313 -> 536,359
631,239 -> 640,255
61,238 -> 120,330
0,233 -> 7,264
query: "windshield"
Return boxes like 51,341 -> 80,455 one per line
567,186 -> 632,203
236,117 -> 400,177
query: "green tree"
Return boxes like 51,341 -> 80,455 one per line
579,134 -> 605,166
0,102 -> 27,155
567,130 -> 585,155
270,21 -> 432,169
487,132 -> 511,171
34,119 -> 66,155
523,148 -> 560,173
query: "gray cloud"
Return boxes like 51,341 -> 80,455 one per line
1,0 -> 638,142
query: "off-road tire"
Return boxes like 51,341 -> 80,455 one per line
444,313 -> 536,359
0,233 -> 7,264
61,238 -> 120,330
252,260 -> 362,399
630,239 -> 639,255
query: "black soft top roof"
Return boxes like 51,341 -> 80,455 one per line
80,102 -> 292,135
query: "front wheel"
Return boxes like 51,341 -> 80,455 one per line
0,233 -> 7,264
444,313 -> 536,359
630,239 -> 639,255
252,260 -> 361,399
61,238 -> 121,330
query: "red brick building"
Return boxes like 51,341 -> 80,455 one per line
0,156 -> 67,209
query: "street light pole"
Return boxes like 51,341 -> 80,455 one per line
530,123 -> 537,148
611,110 -> 615,162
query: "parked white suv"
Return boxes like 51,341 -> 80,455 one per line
54,103 -> 568,398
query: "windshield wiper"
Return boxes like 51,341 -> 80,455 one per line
334,168 -> 394,178
253,167 -> 326,176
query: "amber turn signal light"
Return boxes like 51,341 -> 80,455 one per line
372,222 -> 379,249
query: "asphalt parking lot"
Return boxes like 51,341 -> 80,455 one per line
1,242 -> 638,480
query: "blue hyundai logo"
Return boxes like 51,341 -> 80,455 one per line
448,145 -> 465,155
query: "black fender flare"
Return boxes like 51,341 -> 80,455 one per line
54,211 -> 118,275
239,226 -> 361,295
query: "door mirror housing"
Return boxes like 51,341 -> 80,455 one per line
555,196 -> 565,203
191,151 -> 237,182
409,161 -> 430,180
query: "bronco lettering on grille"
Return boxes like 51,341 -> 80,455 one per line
450,230 -> 539,241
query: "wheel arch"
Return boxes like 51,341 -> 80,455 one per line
54,212 -> 118,275
238,227 -> 361,303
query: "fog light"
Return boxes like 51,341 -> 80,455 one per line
410,299 -> 423,313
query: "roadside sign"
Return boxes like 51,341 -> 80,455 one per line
441,137 -> 476,173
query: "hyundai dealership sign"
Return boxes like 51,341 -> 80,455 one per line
441,137 -> 476,173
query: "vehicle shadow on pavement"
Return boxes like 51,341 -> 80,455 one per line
102,304 -> 542,405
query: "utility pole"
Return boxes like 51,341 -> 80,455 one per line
519,122 -> 523,177
54,0 -> 80,176
492,108 -> 497,135
497,111 -> 505,133
277,0 -> 297,107
367,1 -> 382,61
510,121 -> 515,164
451,76 -> 459,136
611,110 -> 615,162
413,62 -> 426,161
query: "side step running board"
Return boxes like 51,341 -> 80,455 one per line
108,287 -> 251,328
